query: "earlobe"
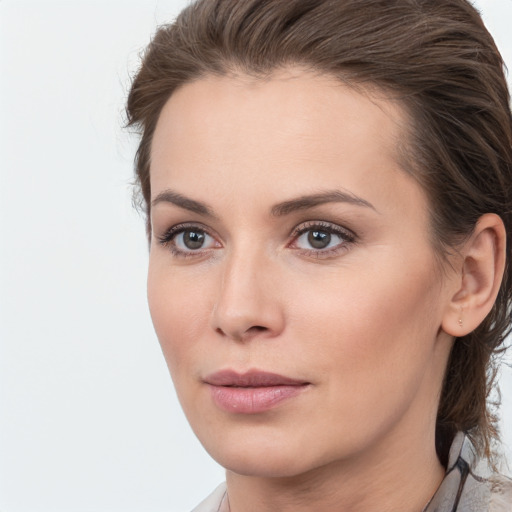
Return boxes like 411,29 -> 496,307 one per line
442,213 -> 506,337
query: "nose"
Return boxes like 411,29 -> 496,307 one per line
210,248 -> 285,342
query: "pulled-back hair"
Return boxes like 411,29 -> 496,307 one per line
126,0 -> 512,466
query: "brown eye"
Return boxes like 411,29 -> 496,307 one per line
182,230 -> 206,249
169,227 -> 218,254
308,230 -> 331,249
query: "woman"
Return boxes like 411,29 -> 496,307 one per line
126,0 -> 512,510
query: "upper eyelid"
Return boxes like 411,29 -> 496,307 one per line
291,220 -> 356,238
157,224 -> 220,257
157,222 -> 217,242
156,220 -> 356,248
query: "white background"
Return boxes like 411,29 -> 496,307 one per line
0,1 -> 511,511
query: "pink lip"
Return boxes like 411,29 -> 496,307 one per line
204,370 -> 310,414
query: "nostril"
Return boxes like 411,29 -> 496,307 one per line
243,325 -> 269,338
250,326 -> 268,333
215,324 -> 268,340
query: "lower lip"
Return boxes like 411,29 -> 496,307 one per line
208,384 -> 308,414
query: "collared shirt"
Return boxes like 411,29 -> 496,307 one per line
192,433 -> 512,511
422,433 -> 511,511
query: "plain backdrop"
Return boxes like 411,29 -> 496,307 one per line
0,1 -> 511,511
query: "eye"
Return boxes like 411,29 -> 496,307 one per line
175,229 -> 212,250
157,224 -> 220,256
290,221 -> 355,256
295,229 -> 343,250
300,229 -> 336,249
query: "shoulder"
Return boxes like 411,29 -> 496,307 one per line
488,474 -> 512,512
455,471 -> 512,512
191,482 -> 228,512
425,433 -> 512,512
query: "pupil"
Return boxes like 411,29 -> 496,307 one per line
308,230 -> 331,249
184,230 -> 205,249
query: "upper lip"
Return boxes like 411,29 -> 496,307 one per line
204,370 -> 308,387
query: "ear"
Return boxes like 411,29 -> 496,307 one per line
442,213 -> 507,337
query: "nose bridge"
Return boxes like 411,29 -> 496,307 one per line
211,240 -> 283,340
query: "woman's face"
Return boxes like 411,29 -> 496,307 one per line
148,69 -> 455,477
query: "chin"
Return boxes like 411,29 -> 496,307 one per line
197,426 -> 334,479
220,450 -> 315,479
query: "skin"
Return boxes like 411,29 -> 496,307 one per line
147,69 -> 463,511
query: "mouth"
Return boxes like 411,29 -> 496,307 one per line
203,370 -> 310,414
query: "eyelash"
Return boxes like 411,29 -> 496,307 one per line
288,221 -> 356,258
157,221 -> 356,259
157,223 -> 218,258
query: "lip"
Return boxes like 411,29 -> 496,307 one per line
204,370 -> 310,414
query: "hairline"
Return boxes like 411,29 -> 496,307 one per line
145,65 -> 452,262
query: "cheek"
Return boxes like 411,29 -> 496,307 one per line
147,257 -> 214,376
278,259 -> 444,453
292,253 -> 442,396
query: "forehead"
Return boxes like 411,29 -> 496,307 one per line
149,68 -> 419,214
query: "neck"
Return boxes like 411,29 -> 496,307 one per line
225,411 -> 445,512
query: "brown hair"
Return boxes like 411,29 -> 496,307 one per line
126,0 -> 512,466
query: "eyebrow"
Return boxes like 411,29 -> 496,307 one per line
271,190 -> 377,216
151,188 -> 376,218
151,189 -> 216,218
